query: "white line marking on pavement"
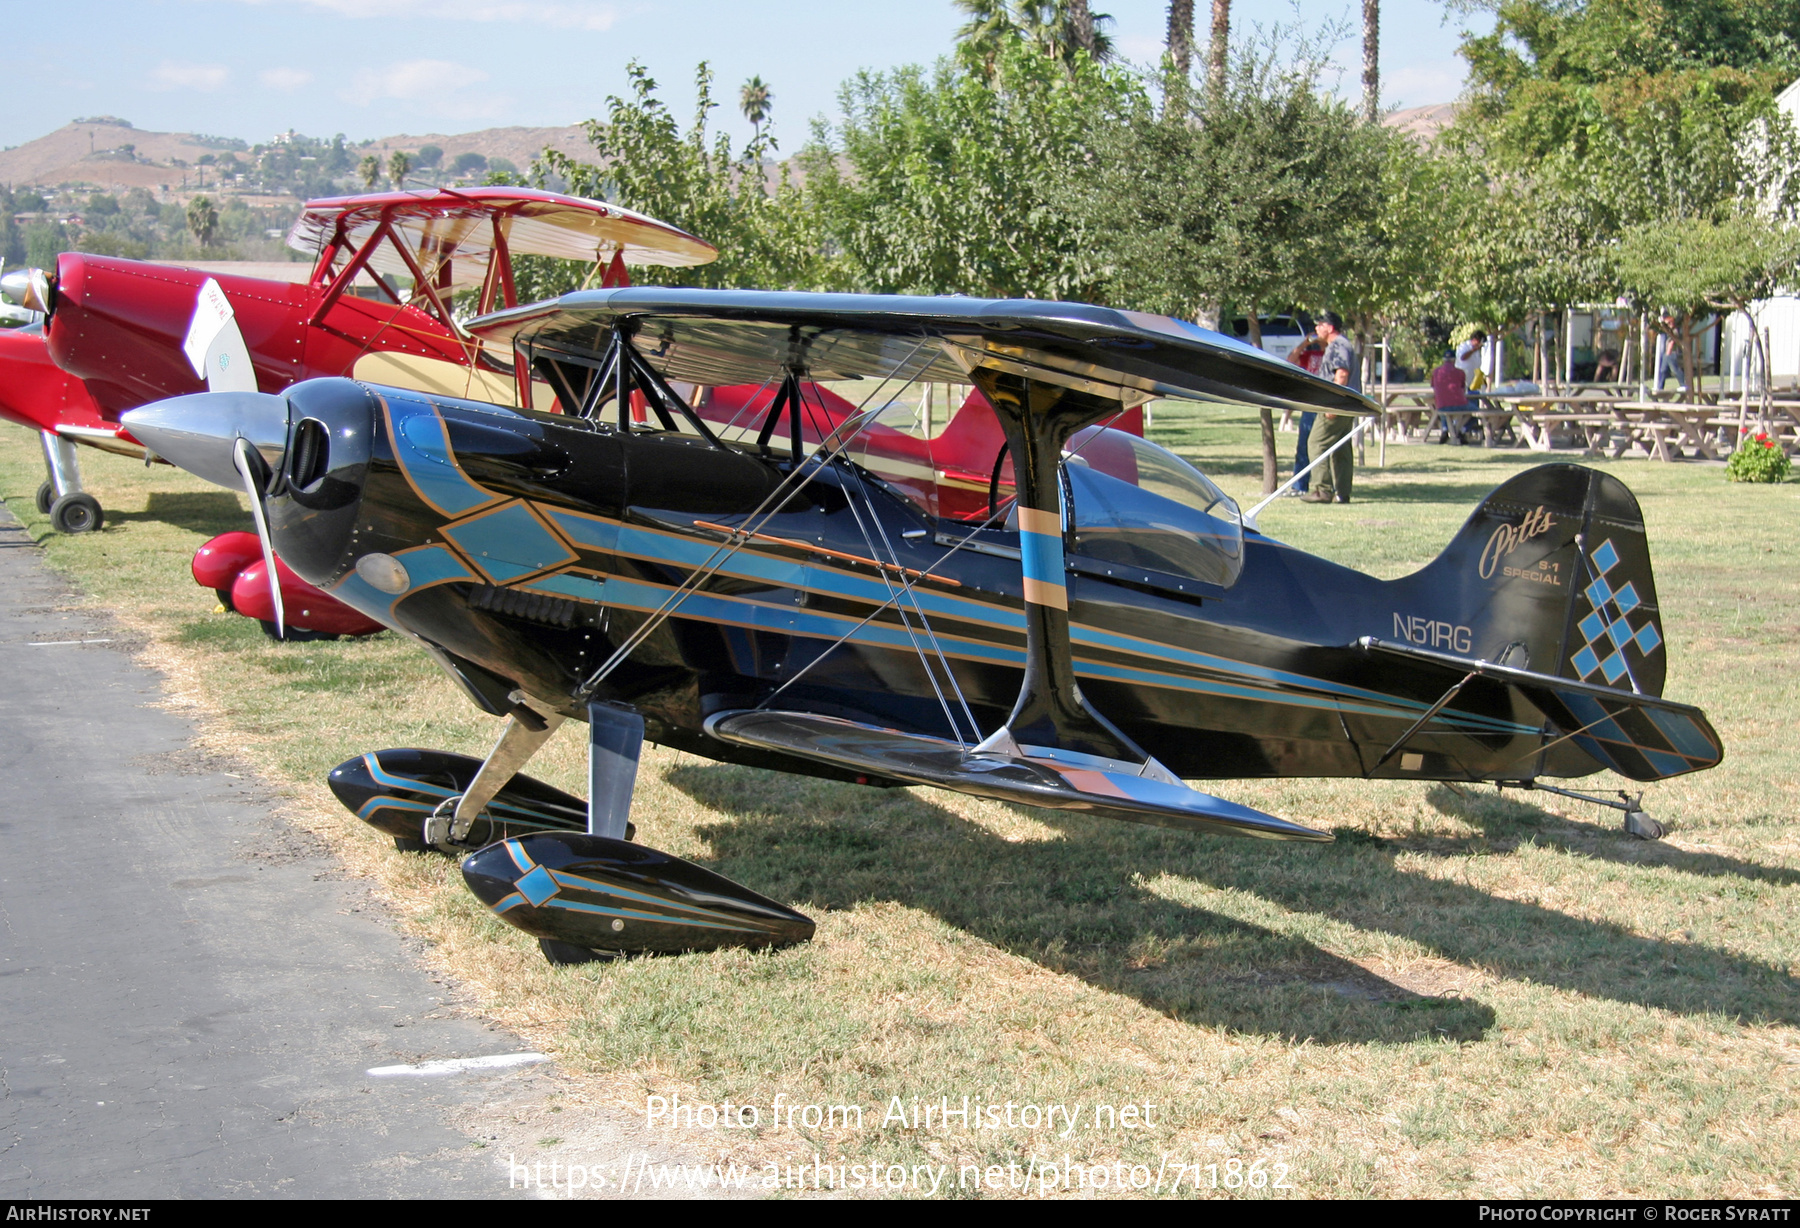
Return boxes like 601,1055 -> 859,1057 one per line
367,1052 -> 550,1077
27,639 -> 114,646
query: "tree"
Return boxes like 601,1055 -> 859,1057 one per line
1072,35 -> 1383,490
1615,212 -> 1800,422
537,61 -> 822,291
1207,0 -> 1230,102
415,144 -> 443,170
451,151 -> 489,177
186,195 -> 217,249
1361,0 -> 1379,123
1166,0 -> 1194,78
956,1 -> 1114,74
388,151 -> 413,187
358,155 -> 382,190
802,39 -> 1139,299
740,75 -> 773,138
1068,0 -> 1096,53
955,0 -> 1019,74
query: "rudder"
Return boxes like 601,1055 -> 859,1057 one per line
1396,464 -> 1667,697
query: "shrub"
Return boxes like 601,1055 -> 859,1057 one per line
1726,431 -> 1792,483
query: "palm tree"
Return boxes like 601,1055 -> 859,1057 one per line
1207,0 -> 1230,102
358,155 -> 382,191
739,76 -> 773,139
388,150 -> 413,188
1166,0 -> 1194,79
955,0 -> 1017,73
186,195 -> 217,249
1361,0 -> 1379,122
959,0 -> 1115,74
1015,0 -> 1116,67
1068,0 -> 1096,53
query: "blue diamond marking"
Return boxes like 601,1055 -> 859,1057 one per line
1585,577 -> 1613,608
1600,651 -> 1628,684
1607,617 -> 1634,649
1614,581 -> 1640,614
1578,610 -> 1606,643
1635,621 -> 1662,654
1572,645 -> 1601,678
1592,539 -> 1620,574
1646,707 -> 1714,759
515,864 -> 559,907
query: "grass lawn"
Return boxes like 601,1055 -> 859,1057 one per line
2,407 -> 1795,1199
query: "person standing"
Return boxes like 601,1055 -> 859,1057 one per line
1285,316 -> 1324,495
1655,313 -> 1688,392
1302,312 -> 1360,504
1455,329 -> 1488,394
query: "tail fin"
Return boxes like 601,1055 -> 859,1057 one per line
1394,463 -> 1667,697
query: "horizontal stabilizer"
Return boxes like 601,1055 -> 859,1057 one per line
706,710 -> 1331,842
1357,638 -> 1722,782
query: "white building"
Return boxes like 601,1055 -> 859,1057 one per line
1720,75 -> 1800,388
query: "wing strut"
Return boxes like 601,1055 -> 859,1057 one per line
964,368 -> 1175,779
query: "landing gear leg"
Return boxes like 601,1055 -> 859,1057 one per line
39,431 -> 102,534
424,694 -> 566,850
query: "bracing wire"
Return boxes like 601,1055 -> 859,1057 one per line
754,401 -> 1139,723
574,337 -> 937,697
801,381 -> 979,746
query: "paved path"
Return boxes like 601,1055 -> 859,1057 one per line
0,505 -> 550,1198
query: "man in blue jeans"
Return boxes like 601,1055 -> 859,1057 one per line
1285,316 -> 1323,495
1301,312 -> 1361,504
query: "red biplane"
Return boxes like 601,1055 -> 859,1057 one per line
0,187 -> 718,535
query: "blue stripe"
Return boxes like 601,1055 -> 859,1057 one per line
386,397 -> 502,517
1019,529 -> 1065,586
543,896 -> 768,933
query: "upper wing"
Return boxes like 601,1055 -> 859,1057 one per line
287,188 -> 717,291
465,288 -> 1377,417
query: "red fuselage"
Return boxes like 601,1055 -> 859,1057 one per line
41,253 -> 471,419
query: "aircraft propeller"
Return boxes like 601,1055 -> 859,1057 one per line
0,265 -> 51,314
231,436 -> 286,639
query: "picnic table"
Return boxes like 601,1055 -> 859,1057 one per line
1607,402 -> 1722,462
1483,392 -> 1628,454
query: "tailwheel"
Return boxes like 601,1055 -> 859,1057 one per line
35,481 -> 54,515
49,492 -> 103,534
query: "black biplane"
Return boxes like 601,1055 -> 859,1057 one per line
122,290 -> 1723,965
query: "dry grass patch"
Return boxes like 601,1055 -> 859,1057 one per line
2,409 -> 1796,1198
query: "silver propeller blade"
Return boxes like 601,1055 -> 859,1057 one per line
233,436 -> 285,639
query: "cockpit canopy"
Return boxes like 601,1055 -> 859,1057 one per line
1062,427 -> 1244,591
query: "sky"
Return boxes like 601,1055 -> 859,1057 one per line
5,0 -> 1493,151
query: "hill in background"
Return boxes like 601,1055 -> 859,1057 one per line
0,117 -> 594,197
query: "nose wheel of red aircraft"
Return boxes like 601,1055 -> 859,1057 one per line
49,492 -> 103,534
37,432 -> 104,534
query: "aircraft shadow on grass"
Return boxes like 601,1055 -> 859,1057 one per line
665,765 -> 1796,1042
113,491 -> 246,536
1421,784 -> 1800,889
665,764 -> 1495,1045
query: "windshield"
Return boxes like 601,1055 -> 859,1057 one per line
1063,427 -> 1244,590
